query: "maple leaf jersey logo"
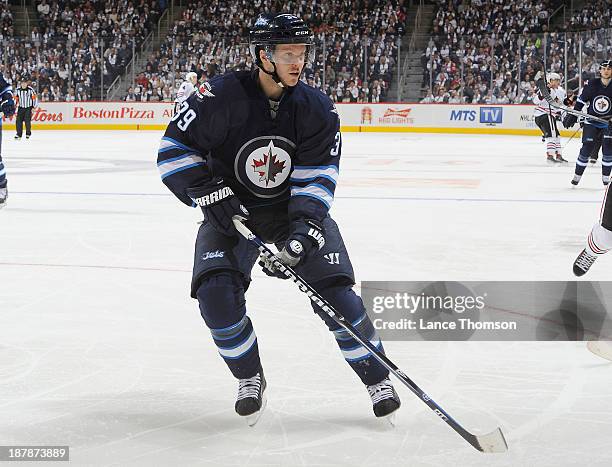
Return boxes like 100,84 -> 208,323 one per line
251,146 -> 287,186
235,137 -> 295,198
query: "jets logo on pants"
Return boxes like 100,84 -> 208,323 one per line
235,136 -> 295,198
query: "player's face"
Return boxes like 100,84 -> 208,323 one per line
549,79 -> 560,89
601,66 -> 612,80
271,44 -> 307,86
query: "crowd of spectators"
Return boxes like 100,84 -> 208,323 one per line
2,0 -> 164,102
1,0 -> 609,104
420,0 -> 562,103
420,0 -> 612,104
565,0 -> 611,32
126,0 -> 407,103
0,0 -> 13,40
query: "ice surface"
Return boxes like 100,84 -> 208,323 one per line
1,131 -> 611,466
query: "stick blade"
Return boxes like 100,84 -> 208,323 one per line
473,427 -> 508,453
587,341 -> 612,362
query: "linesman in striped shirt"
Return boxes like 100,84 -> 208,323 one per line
14,78 -> 37,140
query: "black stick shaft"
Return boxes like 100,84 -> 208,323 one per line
233,218 -> 507,453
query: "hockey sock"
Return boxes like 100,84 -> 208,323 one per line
310,279 -> 389,386
601,153 -> 612,180
554,137 -> 561,155
196,271 -> 261,379
545,137 -> 556,156
575,151 -> 589,176
587,223 -> 612,256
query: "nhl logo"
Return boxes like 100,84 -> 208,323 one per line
593,96 -> 611,115
235,136 -> 295,198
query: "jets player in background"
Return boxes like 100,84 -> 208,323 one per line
563,60 -> 612,186
174,71 -> 198,113
0,71 -> 16,209
533,72 -> 568,163
157,13 -> 401,426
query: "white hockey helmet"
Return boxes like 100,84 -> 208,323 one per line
547,72 -> 561,83
185,72 -> 198,84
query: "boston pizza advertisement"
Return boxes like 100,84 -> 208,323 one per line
0,101 -> 576,136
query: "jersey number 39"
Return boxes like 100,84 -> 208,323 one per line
172,101 -> 196,131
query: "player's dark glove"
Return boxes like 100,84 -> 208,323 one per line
186,177 -> 249,236
0,94 -> 15,117
259,219 -> 325,279
563,114 -> 578,129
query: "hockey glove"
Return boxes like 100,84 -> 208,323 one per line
186,177 -> 249,236
0,94 -> 15,117
259,219 -> 325,279
563,114 -> 578,129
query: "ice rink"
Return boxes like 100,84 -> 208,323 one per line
1,130 -> 612,466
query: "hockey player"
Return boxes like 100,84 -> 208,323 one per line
573,182 -> 612,275
0,71 -> 16,209
563,60 -> 612,185
157,13 -> 400,426
174,71 -> 198,113
533,72 -> 567,163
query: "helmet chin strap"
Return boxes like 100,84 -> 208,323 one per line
260,62 -> 287,88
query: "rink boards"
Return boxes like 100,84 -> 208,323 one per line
0,101 -> 579,136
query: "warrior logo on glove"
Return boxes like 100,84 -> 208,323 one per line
308,226 -> 325,249
288,240 -> 303,256
192,186 -> 235,206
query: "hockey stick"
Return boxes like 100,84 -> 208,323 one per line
232,217 -> 508,453
587,341 -> 612,362
562,125 -> 581,150
535,78 -> 611,125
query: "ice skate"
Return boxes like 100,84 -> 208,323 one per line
573,248 -> 597,276
235,369 -> 267,427
367,378 -> 401,425
571,174 -> 581,186
0,187 -> 6,209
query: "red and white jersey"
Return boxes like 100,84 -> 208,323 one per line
533,86 -> 566,117
175,81 -> 195,104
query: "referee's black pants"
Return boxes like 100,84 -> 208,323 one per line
16,107 -> 32,137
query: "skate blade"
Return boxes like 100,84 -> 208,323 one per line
245,393 -> 267,427
382,411 -> 397,427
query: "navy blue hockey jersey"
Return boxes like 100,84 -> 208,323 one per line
575,78 -> 612,128
0,72 -> 13,123
157,70 -> 341,222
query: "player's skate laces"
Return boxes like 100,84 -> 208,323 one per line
367,378 -> 401,418
573,249 -> 598,276
235,370 -> 267,426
